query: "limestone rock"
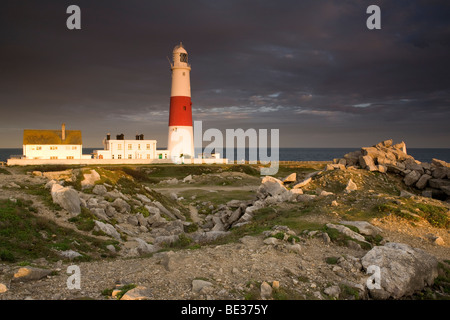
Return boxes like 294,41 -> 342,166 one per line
292,177 -> 312,189
0,283 -> 8,293
340,221 -> 382,237
400,190 -> 414,198
361,243 -> 439,299
432,167 -> 448,179
81,170 -> 101,189
416,174 -> 432,190
135,238 -> 157,255
345,179 -> 357,193
12,267 -> 52,282
324,285 -> 340,299
51,184 -> 81,215
59,250 -> 82,260
94,220 -> 121,240
258,176 -> 289,197
112,198 -> 131,214
190,231 -> 230,243
377,165 -> 387,173
192,279 -> 213,293
343,150 -> 362,166
326,223 -> 367,243
92,184 -> 107,196
428,178 -> 450,190
296,194 -> 316,202
319,190 -> 334,197
282,173 -> 297,183
260,282 -> 272,300
359,155 -> 377,171
120,286 -> 152,300
43,170 -> 74,182
403,170 -> 421,187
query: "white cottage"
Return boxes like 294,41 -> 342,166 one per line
23,124 -> 90,160
94,133 -> 160,160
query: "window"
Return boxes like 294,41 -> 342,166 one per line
128,154 -> 132,159
36,146 -> 42,150
66,146 -> 71,150
128,144 -> 132,150
138,144 -> 141,150
72,146 -> 77,150
147,154 -> 151,159
118,154 -> 122,159
118,144 -> 122,150
50,146 -> 57,150
146,144 -> 150,150
66,156 -> 74,159
180,53 -> 188,62
50,156 -> 58,160
112,155 -> 114,159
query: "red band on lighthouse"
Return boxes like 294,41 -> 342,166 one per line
169,96 -> 193,126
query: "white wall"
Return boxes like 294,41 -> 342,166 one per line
95,140 -> 157,160
24,144 -> 83,160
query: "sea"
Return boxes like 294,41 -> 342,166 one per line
1,147 -> 450,163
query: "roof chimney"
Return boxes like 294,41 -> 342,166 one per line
62,123 -> 66,141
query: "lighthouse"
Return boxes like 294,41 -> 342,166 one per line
168,42 -> 195,162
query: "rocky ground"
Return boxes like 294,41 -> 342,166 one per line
0,141 -> 449,300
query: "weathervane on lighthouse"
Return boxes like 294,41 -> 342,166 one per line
167,42 -> 195,163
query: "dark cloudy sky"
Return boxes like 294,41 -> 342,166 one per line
1,0 -> 450,148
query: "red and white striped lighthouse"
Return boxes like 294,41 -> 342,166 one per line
168,42 -> 195,162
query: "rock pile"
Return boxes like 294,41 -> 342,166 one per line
334,139 -> 450,200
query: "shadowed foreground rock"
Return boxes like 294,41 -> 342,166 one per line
361,243 -> 439,299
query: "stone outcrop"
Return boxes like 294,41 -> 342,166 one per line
51,184 -> 81,215
361,242 -> 439,299
12,267 -> 52,282
335,140 -> 450,200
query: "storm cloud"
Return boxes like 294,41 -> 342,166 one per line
0,0 -> 449,148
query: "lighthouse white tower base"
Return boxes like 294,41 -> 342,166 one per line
168,125 -> 194,163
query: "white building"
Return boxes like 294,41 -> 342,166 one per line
23,124 -> 91,160
94,133 -> 159,160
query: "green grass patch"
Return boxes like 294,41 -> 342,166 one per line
339,284 -> 360,300
115,284 -> 137,300
25,184 -> 62,211
325,257 -> 339,265
68,207 -> 96,231
0,168 -> 12,175
377,200 -> 449,228
0,198 -> 115,262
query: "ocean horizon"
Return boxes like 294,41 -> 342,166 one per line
1,147 -> 450,163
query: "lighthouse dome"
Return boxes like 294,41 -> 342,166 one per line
172,42 -> 189,67
173,42 -> 187,54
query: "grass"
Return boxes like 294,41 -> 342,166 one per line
0,168 -> 11,175
68,207 -> 96,231
377,199 -> 449,229
0,198 -> 116,263
339,284 -> 360,300
325,257 -> 339,265
102,284 -> 137,300
412,262 -> 450,300
322,225 -> 372,250
115,284 -> 137,300
24,184 -> 62,211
